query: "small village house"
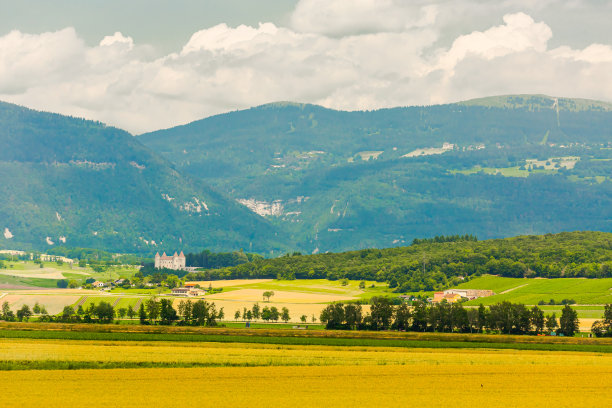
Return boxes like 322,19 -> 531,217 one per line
171,287 -> 206,297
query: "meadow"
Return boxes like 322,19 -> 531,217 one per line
459,275 -> 612,306
0,260 -> 139,288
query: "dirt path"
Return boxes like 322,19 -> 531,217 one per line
500,284 -> 529,294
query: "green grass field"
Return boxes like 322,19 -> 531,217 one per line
451,166 -> 556,178
239,279 -> 390,300
0,261 -> 139,287
79,296 -> 142,310
0,324 -> 611,353
0,274 -> 60,288
458,275 -> 612,306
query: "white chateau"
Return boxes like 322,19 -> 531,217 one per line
154,251 -> 186,270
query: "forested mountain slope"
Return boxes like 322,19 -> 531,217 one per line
0,101 -> 286,254
140,95 -> 612,253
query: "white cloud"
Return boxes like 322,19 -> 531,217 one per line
290,0 -> 438,36
435,13 -> 552,72
0,2 -> 610,134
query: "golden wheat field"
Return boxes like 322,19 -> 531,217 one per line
2,363 -> 611,407
1,337 -> 612,407
3,338 -> 612,367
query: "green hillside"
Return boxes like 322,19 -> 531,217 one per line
139,95 -> 612,252
0,101 -> 287,254
189,231 -> 612,293
456,276 -> 612,305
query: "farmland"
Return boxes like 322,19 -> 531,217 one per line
0,325 -> 611,407
0,260 -> 139,288
3,364 -> 611,407
1,278 -> 390,324
457,275 -> 612,306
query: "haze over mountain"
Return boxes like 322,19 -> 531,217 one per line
140,95 -> 612,253
0,101 -> 286,254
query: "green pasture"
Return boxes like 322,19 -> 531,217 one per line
213,279 -> 391,300
458,276 -> 612,305
0,274 -> 60,288
85,296 -> 143,309
537,306 -> 605,319
451,166 -> 556,178
222,322 -> 325,330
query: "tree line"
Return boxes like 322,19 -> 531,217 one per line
411,234 -> 478,245
185,249 -> 262,269
320,299 -> 580,337
0,298 -> 223,327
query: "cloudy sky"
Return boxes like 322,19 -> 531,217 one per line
1,0 -> 611,133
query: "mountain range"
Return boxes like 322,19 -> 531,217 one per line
1,94 -> 612,254
0,101 -> 286,254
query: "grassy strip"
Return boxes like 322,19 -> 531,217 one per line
1,329 -> 611,353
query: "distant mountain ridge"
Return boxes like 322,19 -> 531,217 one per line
459,94 -> 612,111
2,95 -> 612,255
139,94 -> 612,253
0,101 -> 287,254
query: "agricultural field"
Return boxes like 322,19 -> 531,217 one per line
0,260 -> 139,288
197,279 -> 388,323
0,326 -> 611,407
0,278 -> 387,323
457,275 -> 612,306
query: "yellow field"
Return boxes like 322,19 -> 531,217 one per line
185,279 -> 273,288
1,336 -> 612,406
207,288 -> 355,303
3,338 -> 612,367
0,294 -> 81,314
2,363 -> 611,407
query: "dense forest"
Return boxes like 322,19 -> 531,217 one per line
0,100 -> 286,254
185,232 -> 612,292
185,249 -> 262,269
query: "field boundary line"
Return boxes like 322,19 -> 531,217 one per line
500,284 -> 529,294
73,296 -> 88,310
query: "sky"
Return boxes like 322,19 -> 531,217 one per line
1,0 -> 611,134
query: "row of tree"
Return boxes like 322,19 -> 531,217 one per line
231,303 -> 297,323
320,299 -> 580,336
1,298 -> 223,327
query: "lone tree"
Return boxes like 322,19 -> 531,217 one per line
281,307 -> 291,323
263,291 -> 274,302
559,305 -> 579,337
